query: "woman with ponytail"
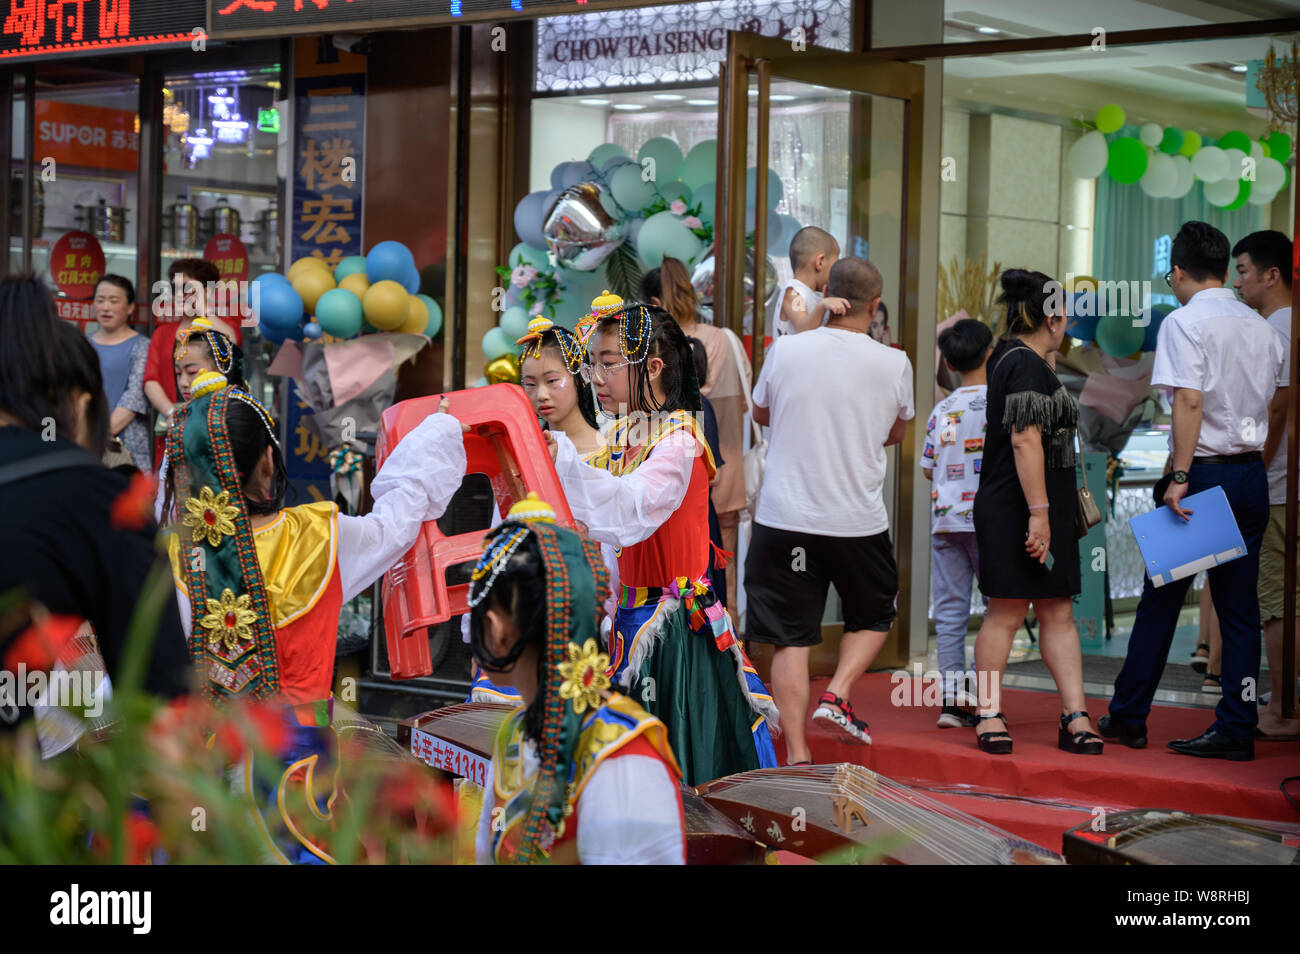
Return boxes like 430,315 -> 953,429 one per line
547,294 -> 778,785
971,268 -> 1102,758
641,257 -> 750,609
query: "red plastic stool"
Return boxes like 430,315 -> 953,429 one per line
375,383 -> 575,679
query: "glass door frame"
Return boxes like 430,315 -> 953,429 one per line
717,31 -> 925,668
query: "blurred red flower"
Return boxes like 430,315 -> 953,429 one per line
111,471 -> 158,531
2,613 -> 82,673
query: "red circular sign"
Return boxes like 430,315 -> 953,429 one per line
204,233 -> 251,284
50,231 -> 106,300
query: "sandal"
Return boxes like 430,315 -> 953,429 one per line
1202,672 -> 1220,691
975,712 -> 1013,755
1059,710 -> 1104,755
1190,643 -> 1210,674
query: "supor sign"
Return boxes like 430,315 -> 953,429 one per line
36,100 -> 139,173
535,0 -> 851,91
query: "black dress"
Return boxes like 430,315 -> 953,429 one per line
974,339 -> 1081,599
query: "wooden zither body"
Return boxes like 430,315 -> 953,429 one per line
1063,809 -> 1300,865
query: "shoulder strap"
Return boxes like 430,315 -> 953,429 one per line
0,448 -> 100,488
992,343 -> 1034,376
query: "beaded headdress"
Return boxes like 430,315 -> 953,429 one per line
573,289 -> 626,349
468,493 -> 610,863
515,315 -> 586,375
174,316 -> 236,377
166,371 -> 281,703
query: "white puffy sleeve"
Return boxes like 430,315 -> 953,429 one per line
336,413 -> 467,602
576,754 -> 686,865
552,429 -> 695,548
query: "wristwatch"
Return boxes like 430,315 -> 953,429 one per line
1171,470 -> 1189,484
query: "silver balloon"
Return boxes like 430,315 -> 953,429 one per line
690,248 -> 778,326
542,181 -> 627,272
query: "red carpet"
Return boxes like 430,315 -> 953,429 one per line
775,674 -> 1300,854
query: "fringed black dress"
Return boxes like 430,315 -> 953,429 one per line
973,338 -> 1081,599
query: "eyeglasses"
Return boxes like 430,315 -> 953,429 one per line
580,359 -> 633,383
1163,270 -> 1173,288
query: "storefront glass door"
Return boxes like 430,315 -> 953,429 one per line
719,33 -> 925,669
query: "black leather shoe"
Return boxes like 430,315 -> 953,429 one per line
1097,713 -> 1147,748
1166,729 -> 1254,762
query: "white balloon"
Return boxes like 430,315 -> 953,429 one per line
1191,146 -> 1228,183
1066,131 -> 1108,179
1139,153 -> 1176,198
1203,176 -> 1239,207
1139,123 -> 1163,148
1167,155 -> 1195,199
1250,140 -> 1266,165
1257,156 -> 1286,194
1222,148 -> 1247,182
1247,184 -> 1280,206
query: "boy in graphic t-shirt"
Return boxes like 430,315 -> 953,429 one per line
922,318 -> 992,728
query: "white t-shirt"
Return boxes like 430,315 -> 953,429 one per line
752,327 -> 915,536
772,277 -> 822,338
1265,307 -> 1293,505
921,385 -> 987,534
1150,287 -> 1284,457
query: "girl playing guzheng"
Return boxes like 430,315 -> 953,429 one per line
469,493 -> 686,865
162,371 -> 466,862
547,295 -> 779,785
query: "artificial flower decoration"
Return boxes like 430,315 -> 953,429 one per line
200,588 -> 258,653
183,485 -> 239,547
557,638 -> 611,715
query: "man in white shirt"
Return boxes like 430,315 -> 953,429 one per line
1232,229 -> 1299,739
745,257 -> 915,762
1103,222 -> 1284,761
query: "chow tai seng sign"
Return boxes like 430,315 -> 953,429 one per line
208,0 -> 693,38
1,0 -> 206,61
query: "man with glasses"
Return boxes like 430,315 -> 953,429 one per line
1102,221 -> 1285,761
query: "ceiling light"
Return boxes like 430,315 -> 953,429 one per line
1229,64 -> 1247,73
686,99 -> 714,106
770,94 -> 796,101
612,103 -> 646,111
653,93 -> 684,101
580,98 -> 610,105
975,26 -> 1000,35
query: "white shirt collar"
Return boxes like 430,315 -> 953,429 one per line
1186,286 -> 1236,304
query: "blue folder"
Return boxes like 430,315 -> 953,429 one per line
1128,485 -> 1247,588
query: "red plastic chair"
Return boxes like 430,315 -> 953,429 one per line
375,383 -> 575,679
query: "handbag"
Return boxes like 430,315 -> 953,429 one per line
102,436 -> 134,469
994,344 -> 1100,539
722,328 -> 766,515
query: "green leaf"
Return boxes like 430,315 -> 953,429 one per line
604,241 -> 644,301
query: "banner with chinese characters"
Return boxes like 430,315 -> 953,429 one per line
291,72 -> 364,269
535,0 -> 851,91
2,0 -> 203,61
283,379 -> 333,506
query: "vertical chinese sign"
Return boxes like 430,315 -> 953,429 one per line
284,62 -> 365,503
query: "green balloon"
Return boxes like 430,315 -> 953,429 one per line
692,182 -> 717,226
1267,131 -> 1292,163
681,140 -> 717,190
1259,138 -> 1271,158
637,137 -> 684,185
1158,127 -> 1184,155
587,143 -> 629,169
1095,313 -> 1146,357
657,180 -> 692,204
609,162 -> 657,211
1224,178 -> 1252,211
334,255 -> 368,281
417,294 -> 442,338
1095,104 -> 1126,134
1217,130 -> 1250,154
482,326 -> 517,359
509,242 -> 550,270
315,287 -> 364,338
636,210 -> 703,268
1178,130 -> 1202,156
499,305 -> 531,340
1106,137 -> 1149,184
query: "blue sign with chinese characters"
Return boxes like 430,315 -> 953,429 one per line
291,72 -> 364,268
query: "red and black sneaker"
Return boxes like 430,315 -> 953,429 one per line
812,691 -> 871,745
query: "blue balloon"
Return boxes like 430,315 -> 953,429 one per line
1141,305 -> 1171,352
251,270 -> 291,290
302,321 -> 323,340
253,279 -> 305,337
513,190 -> 554,250
551,160 -> 597,191
399,261 -> 421,294
366,240 -> 416,284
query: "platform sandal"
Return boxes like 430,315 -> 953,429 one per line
1059,710 -> 1104,755
1202,672 -> 1220,692
1189,642 -> 1210,674
975,713 -> 1013,755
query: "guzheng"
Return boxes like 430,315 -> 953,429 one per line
1063,809 -> 1300,865
695,764 -> 1063,864
398,702 -> 767,864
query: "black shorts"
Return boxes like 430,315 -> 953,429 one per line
744,523 -> 898,647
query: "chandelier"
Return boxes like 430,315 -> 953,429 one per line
1257,41 -> 1298,131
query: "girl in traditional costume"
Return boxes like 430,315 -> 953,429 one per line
162,370 -> 466,862
470,493 -> 685,864
548,295 -> 778,785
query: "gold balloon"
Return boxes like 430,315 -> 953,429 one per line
484,353 -> 520,385
362,279 -> 409,331
292,267 -> 336,313
397,294 -> 429,334
338,272 -> 370,298
287,255 -> 332,283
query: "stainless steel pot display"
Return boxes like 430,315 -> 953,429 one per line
76,198 -> 128,244
202,198 -> 241,241
256,207 -> 279,256
164,194 -> 199,249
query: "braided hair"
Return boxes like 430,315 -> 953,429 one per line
597,302 -> 701,415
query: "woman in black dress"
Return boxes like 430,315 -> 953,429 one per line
971,269 -> 1102,756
